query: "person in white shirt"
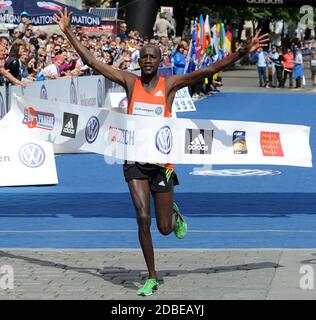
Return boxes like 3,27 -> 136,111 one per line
255,47 -> 269,87
38,54 -> 64,79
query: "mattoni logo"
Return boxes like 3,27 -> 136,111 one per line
37,1 -> 62,11
19,143 -> 45,168
61,112 -> 79,138
85,116 -> 99,144
155,126 -> 173,155
185,129 -> 213,155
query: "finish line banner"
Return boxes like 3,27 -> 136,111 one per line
1,95 -> 312,167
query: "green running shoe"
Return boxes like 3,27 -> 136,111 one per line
172,202 -> 188,239
137,278 -> 159,296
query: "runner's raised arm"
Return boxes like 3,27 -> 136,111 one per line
166,29 -> 269,94
54,8 -> 136,89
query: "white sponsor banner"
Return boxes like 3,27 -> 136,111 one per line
0,127 -> 58,187
2,95 -> 312,167
9,76 -> 105,109
77,76 -> 105,108
172,87 -> 196,113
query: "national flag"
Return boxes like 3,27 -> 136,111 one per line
226,30 -> 232,55
211,24 -> 219,62
205,15 -> 213,56
196,14 -> 205,58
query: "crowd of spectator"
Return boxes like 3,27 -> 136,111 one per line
2,10 -> 316,98
0,11 -> 194,89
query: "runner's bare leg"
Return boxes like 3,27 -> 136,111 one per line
153,186 -> 176,236
128,179 -> 157,279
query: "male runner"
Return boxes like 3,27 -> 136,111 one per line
55,9 -> 269,296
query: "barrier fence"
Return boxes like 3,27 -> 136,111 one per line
0,67 -> 195,119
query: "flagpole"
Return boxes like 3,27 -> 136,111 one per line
184,39 -> 193,74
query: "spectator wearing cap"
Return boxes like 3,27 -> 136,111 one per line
38,54 -> 64,79
18,12 -> 30,33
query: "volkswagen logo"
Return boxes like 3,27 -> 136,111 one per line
40,84 -> 48,100
19,143 -> 45,168
85,116 -> 99,143
0,92 -> 5,119
155,126 -> 172,155
97,79 -> 103,108
155,106 -> 163,116
70,79 -> 78,104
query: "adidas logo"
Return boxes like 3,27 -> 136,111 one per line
158,181 -> 165,186
154,89 -> 164,97
188,134 -> 209,151
63,118 -> 75,134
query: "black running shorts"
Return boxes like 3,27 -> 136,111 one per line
123,162 -> 179,193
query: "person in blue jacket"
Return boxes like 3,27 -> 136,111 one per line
293,47 -> 304,88
172,44 -> 186,75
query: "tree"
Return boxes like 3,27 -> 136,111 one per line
108,1 -> 306,39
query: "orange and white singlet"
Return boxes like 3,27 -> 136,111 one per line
128,76 -> 172,117
128,76 -> 173,169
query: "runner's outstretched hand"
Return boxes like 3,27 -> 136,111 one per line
53,7 -> 72,33
246,29 -> 270,54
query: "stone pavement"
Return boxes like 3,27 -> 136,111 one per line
0,249 -> 315,300
221,64 -> 316,94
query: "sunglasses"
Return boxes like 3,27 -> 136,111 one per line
39,54 -> 46,58
26,29 -> 32,32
